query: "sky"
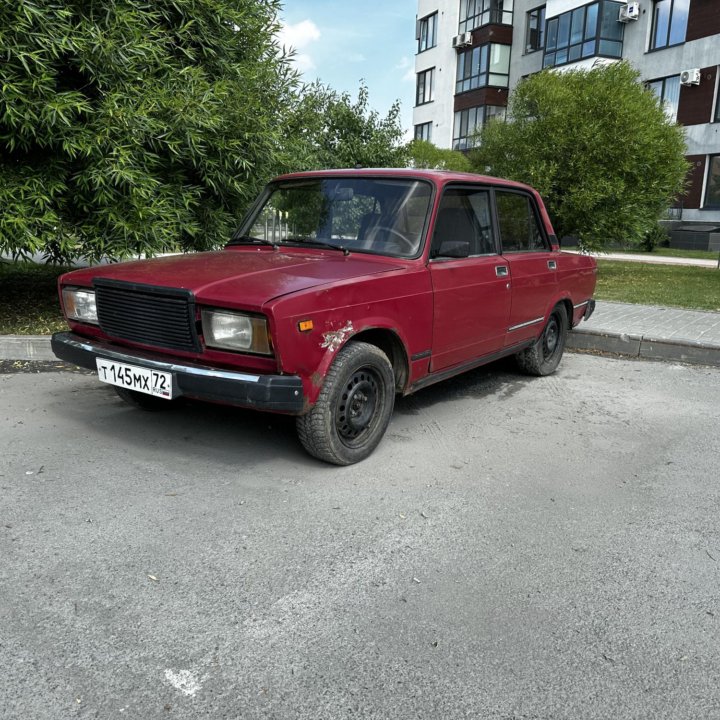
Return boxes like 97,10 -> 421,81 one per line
278,1 -> 418,139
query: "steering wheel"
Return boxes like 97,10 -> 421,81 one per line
372,226 -> 416,253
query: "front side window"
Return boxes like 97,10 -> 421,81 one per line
418,12 -> 438,53
456,44 -> 510,93
496,191 -> 547,252
650,0 -> 689,50
416,68 -> 435,106
453,105 -> 506,150
237,178 -> 433,258
459,0 -> 514,33
526,5 -> 546,53
414,122 -> 432,142
705,155 -> 720,208
431,187 -> 497,258
647,75 -> 681,122
543,0 -> 623,69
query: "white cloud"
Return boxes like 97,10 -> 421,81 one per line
396,55 -> 415,83
278,19 -> 321,74
278,19 -> 321,51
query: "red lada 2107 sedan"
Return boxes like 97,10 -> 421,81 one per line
53,169 -> 597,465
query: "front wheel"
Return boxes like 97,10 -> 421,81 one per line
296,341 -> 395,465
515,304 -> 569,376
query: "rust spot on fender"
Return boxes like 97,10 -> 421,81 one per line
310,371 -> 323,387
320,321 -> 354,352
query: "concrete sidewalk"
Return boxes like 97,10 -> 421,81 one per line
2,300 -> 720,367
567,301 -> 720,366
566,250 -> 720,268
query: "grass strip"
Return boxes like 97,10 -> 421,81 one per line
596,260 -> 720,311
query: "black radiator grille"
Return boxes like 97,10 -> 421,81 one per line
95,280 -> 199,352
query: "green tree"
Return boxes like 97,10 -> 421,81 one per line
408,140 -> 472,172
0,0 -> 297,262
284,81 -> 409,171
470,62 -> 689,250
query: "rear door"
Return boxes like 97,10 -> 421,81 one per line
429,185 -> 512,371
494,190 -> 558,346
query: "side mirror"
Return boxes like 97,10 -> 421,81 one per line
436,240 -> 470,258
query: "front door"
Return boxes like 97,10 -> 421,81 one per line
429,186 -> 512,372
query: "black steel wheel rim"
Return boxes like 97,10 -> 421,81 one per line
543,314 -> 560,359
336,368 -> 381,446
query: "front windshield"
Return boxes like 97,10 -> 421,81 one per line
238,177 -> 432,258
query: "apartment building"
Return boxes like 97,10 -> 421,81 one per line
413,0 -> 720,235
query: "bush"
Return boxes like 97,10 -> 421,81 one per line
639,225 -> 670,252
470,62 -> 689,251
0,0 -> 296,263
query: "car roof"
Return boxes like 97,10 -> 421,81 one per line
273,168 -> 537,193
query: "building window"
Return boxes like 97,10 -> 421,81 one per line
705,155 -> 720,208
543,1 -> 624,69
459,0 -> 514,33
414,122 -> 433,142
418,12 -> 438,53
526,5 -> 546,53
416,68 -> 435,106
453,105 -> 506,150
647,75 -> 681,122
456,44 -> 510,94
650,0 -> 689,51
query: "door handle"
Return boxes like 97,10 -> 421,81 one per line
496,266 -> 509,277
547,260 -> 557,270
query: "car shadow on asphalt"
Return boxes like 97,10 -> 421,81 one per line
394,357 -> 528,415
50,357 -> 535,468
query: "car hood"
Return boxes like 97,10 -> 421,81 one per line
65,247 -> 404,308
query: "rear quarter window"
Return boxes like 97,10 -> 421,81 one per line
496,191 -> 548,253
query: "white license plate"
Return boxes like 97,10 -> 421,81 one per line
96,358 -> 175,399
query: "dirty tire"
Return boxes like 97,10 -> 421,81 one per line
296,341 -> 395,466
515,304 -> 568,377
114,386 -> 176,411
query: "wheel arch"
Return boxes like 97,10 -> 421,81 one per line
349,327 -> 409,393
558,297 -> 573,325
544,294 -> 573,330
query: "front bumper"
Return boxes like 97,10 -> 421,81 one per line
51,332 -> 305,414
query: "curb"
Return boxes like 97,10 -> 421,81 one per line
1,332 -> 719,368
567,328 -> 720,367
0,335 -> 56,362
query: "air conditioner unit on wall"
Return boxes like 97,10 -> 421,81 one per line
452,32 -> 473,49
680,68 -> 701,86
618,2 -> 640,22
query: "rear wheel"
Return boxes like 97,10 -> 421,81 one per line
114,386 -> 176,411
515,304 -> 568,376
296,341 -> 395,465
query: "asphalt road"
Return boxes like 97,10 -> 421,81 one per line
2,354 -> 720,720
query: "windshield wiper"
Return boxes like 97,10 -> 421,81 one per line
284,238 -> 350,256
226,234 -> 279,249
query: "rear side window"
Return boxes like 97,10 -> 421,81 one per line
496,191 -> 548,252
